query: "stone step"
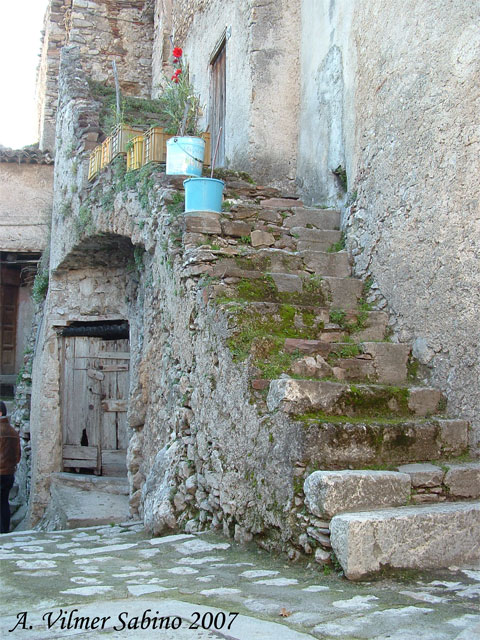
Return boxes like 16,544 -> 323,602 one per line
289,227 -> 343,252
213,273 -> 362,308
322,276 -> 364,308
267,378 -> 446,417
299,417 -> 468,468
50,472 -> 129,495
329,501 -> 480,579
40,481 -> 131,530
299,250 -> 351,277
397,461 -> 480,499
282,208 -> 341,230
304,470 -> 411,519
330,342 -> 411,384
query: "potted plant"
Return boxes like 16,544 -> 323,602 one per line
161,46 -> 206,176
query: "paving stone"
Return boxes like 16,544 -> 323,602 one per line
304,470 -> 411,518
444,463 -> 480,498
396,463 -> 445,488
330,502 -> 480,580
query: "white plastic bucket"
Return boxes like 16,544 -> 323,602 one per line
166,136 -> 205,176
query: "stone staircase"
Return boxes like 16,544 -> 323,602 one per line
177,174 -> 480,578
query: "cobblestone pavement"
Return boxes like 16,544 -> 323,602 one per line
1,522 -> 479,639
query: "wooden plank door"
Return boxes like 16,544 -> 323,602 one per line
210,41 -> 226,166
61,336 -> 130,476
0,266 -> 20,376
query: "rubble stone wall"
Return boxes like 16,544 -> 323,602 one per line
37,0 -> 153,151
28,48 -> 317,558
298,0 -> 480,452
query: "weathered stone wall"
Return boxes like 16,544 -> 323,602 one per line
153,0 -> 300,190
37,0 -> 154,151
28,49 -> 320,559
0,163 -> 53,252
297,0 -> 480,453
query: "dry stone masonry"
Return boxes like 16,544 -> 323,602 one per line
26,45 -> 480,580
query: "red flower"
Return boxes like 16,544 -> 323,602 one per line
172,76 -> 179,83
172,47 -> 182,58
174,68 -> 182,76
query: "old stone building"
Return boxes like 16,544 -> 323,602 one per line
23,0 -> 480,578
0,146 -> 53,397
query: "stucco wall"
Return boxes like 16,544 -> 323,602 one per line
297,0 -> 480,451
297,0 -> 356,206
153,0 -> 300,190
0,164 -> 53,252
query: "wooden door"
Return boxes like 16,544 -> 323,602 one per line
61,336 -> 130,476
210,41 -> 226,166
0,266 -> 19,376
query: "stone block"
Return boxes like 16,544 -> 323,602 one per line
260,197 -> 303,208
304,470 -> 411,518
284,338 -> 331,357
290,355 -> 333,379
301,418 -> 461,468
222,220 -> 252,237
184,211 -> 222,235
330,502 -> 480,579
437,419 -> 469,454
361,342 -> 411,384
444,463 -> 480,498
354,311 -> 389,342
322,276 -> 363,309
407,387 -> 445,416
333,357 -> 376,381
396,463 -> 445,488
267,378 -> 346,414
283,208 -> 340,230
301,250 -> 351,278
268,272 -> 303,292
251,230 -> 275,246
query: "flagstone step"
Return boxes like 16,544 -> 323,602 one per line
329,501 -> 480,579
299,417 -> 468,468
208,252 -> 351,280
282,208 -> 341,230
39,476 -> 131,530
304,470 -> 411,519
267,378 -> 446,417
397,461 -> 480,500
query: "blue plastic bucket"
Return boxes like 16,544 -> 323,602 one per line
166,136 -> 205,176
184,178 -> 225,213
